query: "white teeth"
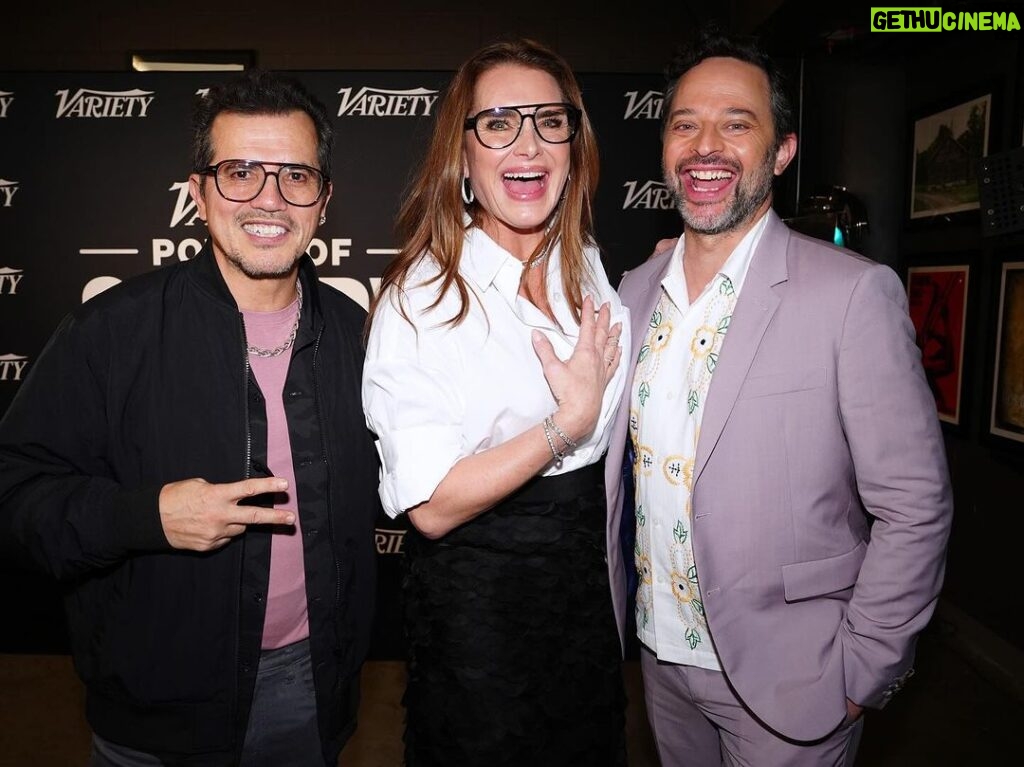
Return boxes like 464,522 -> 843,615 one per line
504,172 -> 544,180
689,169 -> 733,180
243,223 -> 286,237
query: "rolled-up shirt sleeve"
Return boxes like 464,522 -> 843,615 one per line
362,292 -> 466,518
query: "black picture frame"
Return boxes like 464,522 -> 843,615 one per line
908,88 -> 993,223
986,255 -> 1024,449
906,260 -> 971,429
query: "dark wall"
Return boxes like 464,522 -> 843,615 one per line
796,31 -> 1024,651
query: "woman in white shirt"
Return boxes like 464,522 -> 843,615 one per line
362,38 -> 630,766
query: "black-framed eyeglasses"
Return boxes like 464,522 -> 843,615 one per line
197,159 -> 329,207
464,102 -> 582,150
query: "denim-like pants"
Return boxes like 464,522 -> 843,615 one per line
90,638 -> 324,767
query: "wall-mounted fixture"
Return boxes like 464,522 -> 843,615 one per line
785,184 -> 869,253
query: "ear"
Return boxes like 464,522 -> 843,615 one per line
189,173 -> 208,221
321,180 -> 334,214
773,133 -> 798,176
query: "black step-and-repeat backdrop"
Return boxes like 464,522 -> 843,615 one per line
0,71 -> 678,658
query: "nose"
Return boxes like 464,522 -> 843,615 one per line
692,124 -> 724,157
512,114 -> 541,155
252,170 -> 289,210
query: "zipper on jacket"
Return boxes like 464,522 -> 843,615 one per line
234,310 -> 250,754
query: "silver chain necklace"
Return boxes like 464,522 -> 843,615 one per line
523,240 -> 553,271
525,251 -> 548,270
247,281 -> 303,358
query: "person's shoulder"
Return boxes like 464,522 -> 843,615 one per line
315,279 -> 369,317
785,227 -> 890,279
73,260 -> 187,323
383,253 -> 452,315
781,227 -> 904,304
313,280 -> 372,343
619,246 -> 672,293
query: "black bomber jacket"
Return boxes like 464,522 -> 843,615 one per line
0,245 -> 380,764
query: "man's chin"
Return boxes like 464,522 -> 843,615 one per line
679,205 -> 736,236
230,253 -> 302,281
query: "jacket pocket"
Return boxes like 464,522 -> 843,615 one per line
781,540 -> 866,602
738,367 -> 827,400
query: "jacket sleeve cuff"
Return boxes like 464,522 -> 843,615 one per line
113,484 -> 171,550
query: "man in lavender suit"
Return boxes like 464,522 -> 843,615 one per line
604,27 -> 953,766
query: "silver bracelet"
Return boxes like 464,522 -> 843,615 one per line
545,415 -> 577,450
542,417 -> 565,465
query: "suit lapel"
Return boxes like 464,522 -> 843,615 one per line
607,252 -> 673,518
693,214 -> 790,487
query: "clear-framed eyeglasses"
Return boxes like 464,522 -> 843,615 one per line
464,102 -> 582,150
197,159 -> 329,207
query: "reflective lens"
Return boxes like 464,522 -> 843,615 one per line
203,160 -> 327,206
466,103 -> 581,149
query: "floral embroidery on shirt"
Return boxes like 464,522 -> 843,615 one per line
662,455 -> 686,485
630,271 -> 737,667
636,535 -> 652,630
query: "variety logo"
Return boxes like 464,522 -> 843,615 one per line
624,90 -> 663,120
336,86 -> 438,117
0,267 -> 22,295
168,181 -> 203,228
0,91 -> 13,118
375,527 -> 406,554
0,354 -> 28,382
55,88 -> 155,118
0,179 -> 18,207
622,180 -> 674,210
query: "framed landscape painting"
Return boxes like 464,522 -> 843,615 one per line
910,92 -> 991,219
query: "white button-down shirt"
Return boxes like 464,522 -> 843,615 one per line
363,226 -> 630,518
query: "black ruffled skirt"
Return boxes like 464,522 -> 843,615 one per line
401,460 -> 627,767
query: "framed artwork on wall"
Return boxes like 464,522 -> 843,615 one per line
907,264 -> 970,425
989,260 -> 1024,445
910,91 -> 992,220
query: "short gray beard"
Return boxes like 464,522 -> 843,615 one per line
225,249 -> 303,280
668,147 -> 776,236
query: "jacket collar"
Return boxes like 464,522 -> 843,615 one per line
187,241 -> 325,335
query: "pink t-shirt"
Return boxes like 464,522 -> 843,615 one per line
243,298 -> 309,649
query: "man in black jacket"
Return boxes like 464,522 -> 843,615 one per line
0,71 -> 379,766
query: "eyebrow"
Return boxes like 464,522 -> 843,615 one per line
669,107 -> 760,120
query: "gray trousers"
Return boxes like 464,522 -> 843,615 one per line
641,646 -> 863,767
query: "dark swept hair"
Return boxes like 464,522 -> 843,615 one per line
191,69 -> 334,177
662,25 -> 795,147
367,37 -> 600,333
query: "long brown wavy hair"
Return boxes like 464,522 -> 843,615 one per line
366,38 -> 601,334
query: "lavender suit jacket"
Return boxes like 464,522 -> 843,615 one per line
604,211 -> 953,741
